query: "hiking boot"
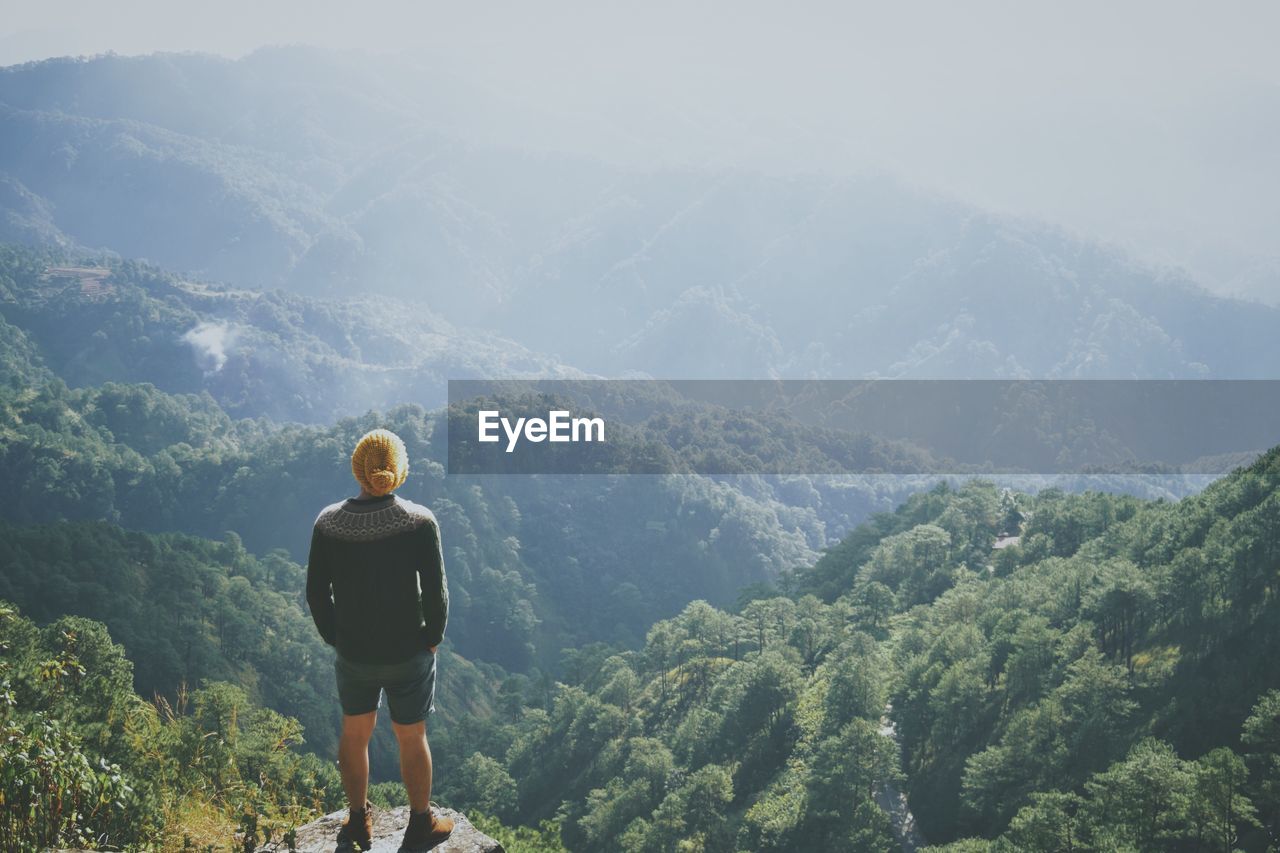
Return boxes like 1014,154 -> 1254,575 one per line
400,806 -> 454,851
337,800 -> 374,851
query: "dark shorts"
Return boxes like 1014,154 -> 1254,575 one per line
334,648 -> 437,724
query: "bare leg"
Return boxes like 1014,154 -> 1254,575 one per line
392,719 -> 433,812
339,711 -> 377,810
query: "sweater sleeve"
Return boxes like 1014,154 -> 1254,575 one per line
305,526 -> 338,646
419,518 -> 449,649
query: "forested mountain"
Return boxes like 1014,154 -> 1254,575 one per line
2,51 -> 1278,381
12,448 -> 1280,849
434,449 -> 1280,852
0,250 -> 853,673
0,244 -> 574,421
3,199 -> 1276,850
5,269 -> 1279,848
4,46 -> 1279,853
4,245 -> 1228,686
0,367 -> 823,674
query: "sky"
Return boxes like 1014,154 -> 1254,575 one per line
2,0 -> 1278,301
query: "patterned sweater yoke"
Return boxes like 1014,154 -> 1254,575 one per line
313,495 -> 437,542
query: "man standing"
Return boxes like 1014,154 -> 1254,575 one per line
306,428 -> 453,851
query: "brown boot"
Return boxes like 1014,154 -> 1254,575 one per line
400,806 -> 454,851
336,800 -> 373,851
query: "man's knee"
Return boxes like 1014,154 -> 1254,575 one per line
391,718 -> 427,744
341,710 -> 377,742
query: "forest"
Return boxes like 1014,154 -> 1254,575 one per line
425,453 -> 1280,852
2,244 -> 1280,850
6,447 -> 1280,849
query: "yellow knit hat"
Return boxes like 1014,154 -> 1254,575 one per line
351,428 -> 409,496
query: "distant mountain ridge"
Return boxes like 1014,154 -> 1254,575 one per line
1,49 -> 1277,384
0,245 -> 578,422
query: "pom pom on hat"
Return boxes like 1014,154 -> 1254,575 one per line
351,428 -> 409,496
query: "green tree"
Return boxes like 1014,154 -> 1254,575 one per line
1190,748 -> 1258,853
456,752 -> 518,821
1080,738 -> 1192,852
1241,689 -> 1280,847
1004,791 -> 1084,853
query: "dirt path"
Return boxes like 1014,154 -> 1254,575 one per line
879,705 -> 928,852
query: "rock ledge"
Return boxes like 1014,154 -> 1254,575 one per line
261,805 -> 504,852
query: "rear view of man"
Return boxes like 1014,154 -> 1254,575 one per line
306,428 -> 453,851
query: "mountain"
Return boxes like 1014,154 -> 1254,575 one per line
800,448 -> 1280,847
1,50 -> 1277,384
5,254 -> 1276,846
0,245 -> 577,423
426,449 -> 1280,851
10,444 -> 1279,850
0,243 -> 1240,678
4,46 -> 1280,853
0,248 -> 863,674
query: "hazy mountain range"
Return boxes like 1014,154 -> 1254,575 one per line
1,48 -> 1278,391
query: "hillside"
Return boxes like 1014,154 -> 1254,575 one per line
421,449 -> 1280,851
0,515 -> 506,761
1,51 -> 1278,382
0,597 -> 348,849
0,596 -> 538,851
0,251 -> 861,674
8,450 -> 1279,850
0,244 -> 575,422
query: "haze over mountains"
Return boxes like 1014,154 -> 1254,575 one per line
4,30 -> 1280,851
5,2 -> 1280,304
1,49 -> 1278,390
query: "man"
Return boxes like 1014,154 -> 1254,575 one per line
306,428 -> 453,851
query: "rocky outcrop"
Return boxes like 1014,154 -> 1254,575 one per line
261,806 -> 504,852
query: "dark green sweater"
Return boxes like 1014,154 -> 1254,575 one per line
305,493 -> 449,664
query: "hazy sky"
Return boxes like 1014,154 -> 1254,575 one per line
3,1 -> 1279,300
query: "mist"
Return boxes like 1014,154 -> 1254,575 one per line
2,0 -> 1278,302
